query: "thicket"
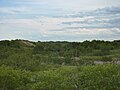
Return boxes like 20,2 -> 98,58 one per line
0,40 -> 120,90
0,64 -> 120,90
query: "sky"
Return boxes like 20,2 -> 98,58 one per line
0,0 -> 120,41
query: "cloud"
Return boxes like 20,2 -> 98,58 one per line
0,0 -> 120,41
62,7 -> 120,29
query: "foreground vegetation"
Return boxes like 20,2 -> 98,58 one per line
0,40 -> 120,90
0,64 -> 120,90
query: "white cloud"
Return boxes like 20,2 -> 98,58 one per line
0,7 -> 29,14
0,0 -> 120,41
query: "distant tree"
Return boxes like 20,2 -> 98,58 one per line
33,44 -> 44,54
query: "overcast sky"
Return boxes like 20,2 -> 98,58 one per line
0,0 -> 120,41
